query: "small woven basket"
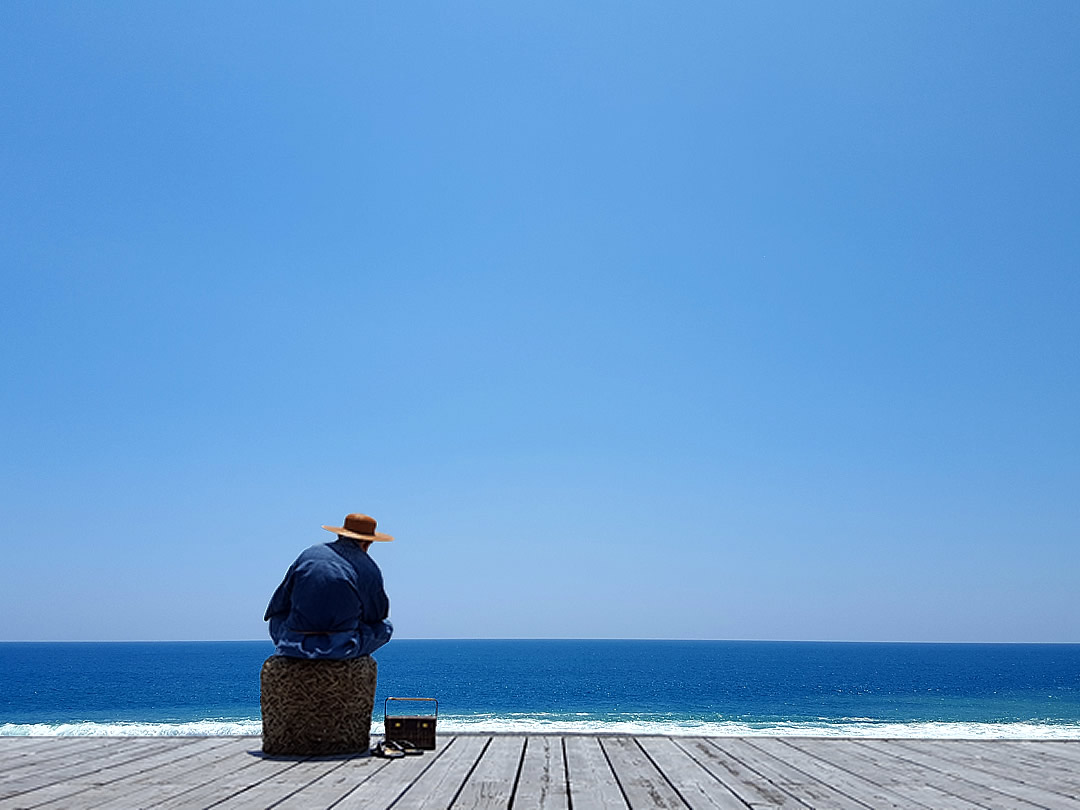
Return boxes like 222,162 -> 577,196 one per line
260,655 -> 377,755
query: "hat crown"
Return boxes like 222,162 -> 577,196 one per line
343,514 -> 377,535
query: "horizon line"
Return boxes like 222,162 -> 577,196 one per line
2,637 -> 1079,645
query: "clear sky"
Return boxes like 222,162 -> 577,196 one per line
2,2 -> 1077,643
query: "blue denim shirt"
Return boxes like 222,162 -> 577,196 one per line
264,539 -> 393,659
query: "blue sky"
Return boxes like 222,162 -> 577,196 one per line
2,2 -> 1077,643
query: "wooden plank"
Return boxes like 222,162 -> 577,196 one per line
635,737 -> 749,810
960,741 -> 1080,790
3,736 -> 1080,810
0,738 -> 198,801
893,739 -> 1080,799
563,736 -> 627,810
328,738 -> 464,807
0,740 -> 55,751
272,738 -> 451,809
370,734 -> 489,810
0,737 -> 137,776
671,737 -> 803,810
759,738 -> 972,810
0,739 -> 83,760
856,739 -> 1050,810
868,740 -> 1078,810
2,737 -> 235,809
711,739 -> 865,810
452,735 -> 524,810
210,756 -> 357,809
147,745 -> 310,809
785,739 -> 1016,810
1009,740 -> 1080,766
0,739 -> 102,776
513,736 -> 569,810
600,736 -> 687,809
63,738 -> 256,810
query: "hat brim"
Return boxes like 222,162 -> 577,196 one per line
322,525 -> 394,542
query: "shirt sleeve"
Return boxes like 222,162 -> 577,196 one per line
264,563 -> 295,622
360,568 -> 390,625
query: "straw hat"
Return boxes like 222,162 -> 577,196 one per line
322,513 -> 394,542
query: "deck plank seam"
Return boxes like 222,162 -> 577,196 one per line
1010,741 -> 1080,767
964,740 -> 1080,791
0,735 -> 175,781
665,738 -> 753,810
201,755 -> 317,809
741,737 -> 882,810
0,737 -> 206,802
444,735 -> 492,810
72,739 -> 258,810
598,736 -> 634,810
351,734 -> 463,810
774,737 -> 941,810
702,738 -> 813,810
845,738 -> 1028,810
265,753 -> 381,810
560,737 -> 574,810
143,743 -> 275,809
23,737 -> 240,810
862,741 -> 1055,810
0,736 -> 132,774
505,734 -> 529,810
784,739 -> 990,810
888,739 -> 1079,803
327,736 -> 457,809
633,736 -> 692,810
669,738 -> 756,807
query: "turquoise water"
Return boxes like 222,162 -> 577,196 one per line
2,640 -> 1079,737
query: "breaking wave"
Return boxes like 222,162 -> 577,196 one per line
4,716 -> 1080,739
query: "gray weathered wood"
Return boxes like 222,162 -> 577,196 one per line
147,745 -> 309,809
4,737 -> 234,809
959,740 -> 1080,790
755,737 -> 960,810
893,738 -> 1080,800
873,739 -> 1078,810
210,755 -> 358,809
69,738 -> 257,810
671,737 -> 802,809
712,738 -> 865,810
564,735 -> 628,810
1009,740 -> 1080,766
1,736 -> 1079,809
0,738 -> 87,762
0,738 -> 197,801
330,735 -> 460,810
855,739 -> 1049,810
784,739 -> 1006,810
513,736 -> 569,810
380,734 -> 489,810
635,737 -> 749,810
600,736 -> 687,809
0,737 -> 137,777
451,734 -> 525,810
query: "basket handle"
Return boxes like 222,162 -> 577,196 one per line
384,697 -> 438,718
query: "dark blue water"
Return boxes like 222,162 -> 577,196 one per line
2,640 -> 1079,736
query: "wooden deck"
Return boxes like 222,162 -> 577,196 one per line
1,735 -> 1078,809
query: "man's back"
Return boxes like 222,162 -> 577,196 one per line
266,538 -> 392,659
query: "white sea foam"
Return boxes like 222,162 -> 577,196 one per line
431,716 -> 1080,738
3,717 -> 1080,739
0,720 -> 262,737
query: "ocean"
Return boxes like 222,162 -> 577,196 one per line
2,640 -> 1079,738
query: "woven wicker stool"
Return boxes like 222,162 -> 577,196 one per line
260,655 -> 378,755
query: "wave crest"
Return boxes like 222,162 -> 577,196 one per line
3,717 -> 1080,739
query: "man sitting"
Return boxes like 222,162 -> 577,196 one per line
264,513 -> 394,659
